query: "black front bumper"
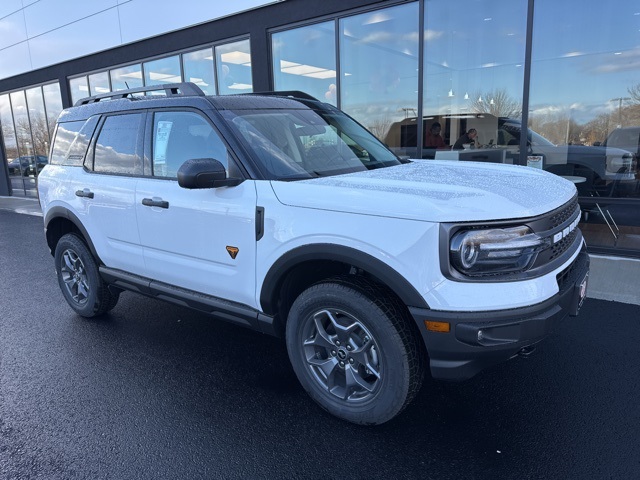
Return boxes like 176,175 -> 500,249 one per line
410,248 -> 590,381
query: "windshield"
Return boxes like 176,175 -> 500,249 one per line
220,106 -> 401,180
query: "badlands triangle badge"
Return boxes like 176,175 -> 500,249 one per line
226,246 -> 239,259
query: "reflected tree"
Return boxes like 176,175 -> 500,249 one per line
469,88 -> 522,118
367,115 -> 393,142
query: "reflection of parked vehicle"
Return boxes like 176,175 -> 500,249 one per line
7,155 -> 48,176
601,127 -> 640,158
497,118 -> 636,183
386,114 -> 636,191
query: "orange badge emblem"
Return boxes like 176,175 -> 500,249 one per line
226,246 -> 239,259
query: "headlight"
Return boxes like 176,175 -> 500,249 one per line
450,226 -> 549,276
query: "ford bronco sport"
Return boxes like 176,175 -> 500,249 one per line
38,83 -> 589,425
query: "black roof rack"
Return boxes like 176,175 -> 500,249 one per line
74,82 -> 205,106
245,90 -> 320,102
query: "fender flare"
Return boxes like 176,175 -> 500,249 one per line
44,206 -> 101,262
260,243 -> 429,313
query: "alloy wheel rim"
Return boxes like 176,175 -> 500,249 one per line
60,248 -> 90,306
302,308 -> 381,403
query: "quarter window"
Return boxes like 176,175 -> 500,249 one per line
93,114 -> 143,175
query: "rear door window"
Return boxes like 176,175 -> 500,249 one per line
92,114 -> 144,175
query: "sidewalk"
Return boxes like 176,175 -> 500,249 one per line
0,195 -> 43,217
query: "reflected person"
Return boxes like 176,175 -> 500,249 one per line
453,128 -> 479,150
424,122 -> 447,149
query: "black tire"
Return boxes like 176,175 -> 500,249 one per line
286,276 -> 424,425
54,233 -> 119,317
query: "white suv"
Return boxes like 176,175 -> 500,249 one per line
38,83 -> 589,425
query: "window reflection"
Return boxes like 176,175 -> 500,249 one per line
420,0 -> 527,161
69,76 -> 89,105
26,88 -> 48,146
183,48 -> 216,95
0,94 -> 20,193
272,22 -> 337,106
43,82 -> 63,139
1,84 -> 61,196
89,71 -> 110,95
144,55 -> 181,88
215,39 -> 253,95
93,114 -> 143,175
530,0 -> 640,252
340,3 -> 419,158
110,64 -> 143,91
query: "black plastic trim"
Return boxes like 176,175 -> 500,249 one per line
99,267 -> 279,335
260,243 -> 429,313
255,206 -> 265,241
410,248 -> 590,381
44,206 -> 101,262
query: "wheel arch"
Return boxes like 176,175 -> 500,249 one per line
44,206 -> 102,263
260,244 -> 429,327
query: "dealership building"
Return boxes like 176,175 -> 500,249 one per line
1,0 -> 639,301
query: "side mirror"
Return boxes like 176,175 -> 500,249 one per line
177,158 -> 243,189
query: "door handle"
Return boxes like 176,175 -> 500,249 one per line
142,197 -> 169,209
75,188 -> 94,199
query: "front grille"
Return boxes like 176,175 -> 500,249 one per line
549,229 -> 578,261
556,246 -> 589,294
549,197 -> 579,230
531,196 -> 581,270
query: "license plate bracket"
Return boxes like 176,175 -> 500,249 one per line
569,271 -> 589,316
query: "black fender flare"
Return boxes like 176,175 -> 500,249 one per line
44,206 -> 101,262
260,243 -> 429,314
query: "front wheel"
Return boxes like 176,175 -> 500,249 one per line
286,276 -> 424,425
54,233 -> 119,317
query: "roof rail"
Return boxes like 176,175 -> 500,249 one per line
74,82 -> 205,106
245,90 -> 319,102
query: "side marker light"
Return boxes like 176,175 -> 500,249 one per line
425,321 -> 451,333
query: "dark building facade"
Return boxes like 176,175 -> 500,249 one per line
1,0 -> 640,258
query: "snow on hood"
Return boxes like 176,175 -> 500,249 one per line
270,160 -> 576,223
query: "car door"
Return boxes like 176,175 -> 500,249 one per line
135,109 -> 258,309
68,112 -> 146,274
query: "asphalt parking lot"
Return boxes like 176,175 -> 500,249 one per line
1,209 -> 639,480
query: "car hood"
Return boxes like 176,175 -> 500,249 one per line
270,160 -> 576,223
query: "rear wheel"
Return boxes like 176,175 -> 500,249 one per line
286,276 -> 424,425
54,233 -> 119,317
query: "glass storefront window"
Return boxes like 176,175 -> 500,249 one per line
272,21 -> 337,106
421,0 -> 527,162
183,48 -> 216,95
1,83 -> 62,196
43,82 -> 63,139
530,0 -> 640,253
143,55 -> 182,88
9,90 -> 38,196
110,64 -> 143,91
89,71 -> 110,96
25,87 -> 50,159
340,3 -> 420,158
1,94 -> 20,193
215,39 -> 253,95
69,76 -> 89,106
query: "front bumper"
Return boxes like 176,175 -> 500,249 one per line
410,248 -> 590,381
